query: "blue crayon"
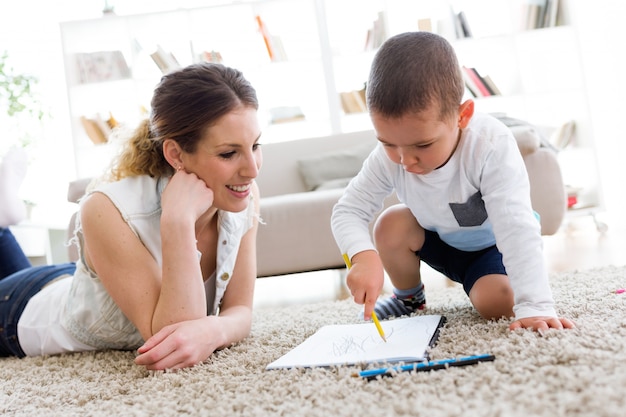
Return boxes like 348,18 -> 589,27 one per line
359,353 -> 496,380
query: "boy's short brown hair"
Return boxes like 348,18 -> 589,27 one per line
366,32 -> 465,121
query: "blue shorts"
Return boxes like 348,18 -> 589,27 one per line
0,263 -> 76,357
417,230 -> 506,295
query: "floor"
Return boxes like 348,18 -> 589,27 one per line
253,213 -> 626,309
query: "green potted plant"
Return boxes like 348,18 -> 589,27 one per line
1,51 -> 48,220
0,50 -> 46,149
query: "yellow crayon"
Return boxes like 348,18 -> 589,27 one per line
371,311 -> 387,343
342,253 -> 352,269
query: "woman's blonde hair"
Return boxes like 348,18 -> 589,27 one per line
107,63 -> 258,181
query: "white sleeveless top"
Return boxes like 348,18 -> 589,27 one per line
18,175 -> 255,356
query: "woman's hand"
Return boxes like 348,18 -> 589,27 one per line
135,316 -> 224,371
161,170 -> 214,224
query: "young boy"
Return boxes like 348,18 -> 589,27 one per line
331,32 -> 574,332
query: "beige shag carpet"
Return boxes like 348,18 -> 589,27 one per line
1,265 -> 626,417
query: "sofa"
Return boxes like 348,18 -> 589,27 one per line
66,122 -> 566,278
252,130 -> 397,277
494,115 -> 567,236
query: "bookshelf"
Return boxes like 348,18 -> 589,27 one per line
60,0 -> 604,222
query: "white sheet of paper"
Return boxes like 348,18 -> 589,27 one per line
266,315 -> 444,369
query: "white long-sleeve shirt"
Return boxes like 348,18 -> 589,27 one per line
331,112 -> 557,320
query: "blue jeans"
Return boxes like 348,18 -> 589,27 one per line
0,227 -> 31,279
0,263 -> 76,357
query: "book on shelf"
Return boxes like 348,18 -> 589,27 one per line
256,15 -> 274,60
74,50 -> 130,84
451,8 -> 472,39
481,74 -> 502,96
524,0 -> 543,30
80,115 -> 109,145
198,50 -> 223,64
457,11 -> 473,38
471,67 -> 501,96
461,66 -> 490,97
339,89 -> 367,114
461,67 -> 501,98
523,0 -> 561,30
150,45 -> 180,74
550,119 -> 576,150
255,15 -> 287,62
544,0 -> 561,28
270,36 -> 287,62
364,11 -> 388,50
79,112 -> 119,145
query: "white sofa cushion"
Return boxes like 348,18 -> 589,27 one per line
296,142 -> 374,191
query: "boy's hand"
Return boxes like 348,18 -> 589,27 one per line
509,316 -> 576,332
345,250 -> 385,321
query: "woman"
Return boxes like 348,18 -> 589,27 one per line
0,62 -> 262,371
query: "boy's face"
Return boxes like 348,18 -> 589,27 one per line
371,101 -> 473,175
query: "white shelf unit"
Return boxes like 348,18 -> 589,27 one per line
60,0 -> 604,220
60,0 -> 337,179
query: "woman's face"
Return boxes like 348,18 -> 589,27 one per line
182,106 -> 262,213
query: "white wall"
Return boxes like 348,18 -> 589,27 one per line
570,1 -> 626,228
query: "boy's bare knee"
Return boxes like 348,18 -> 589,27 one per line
469,275 -> 514,320
374,204 -> 423,251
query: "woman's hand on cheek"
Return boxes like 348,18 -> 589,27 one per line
162,170 -> 214,222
